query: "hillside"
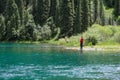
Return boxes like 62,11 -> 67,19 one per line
0,0 -> 120,41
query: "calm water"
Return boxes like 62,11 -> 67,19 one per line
0,43 -> 120,80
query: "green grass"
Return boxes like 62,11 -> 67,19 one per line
2,24 -> 119,50
48,35 -> 81,47
97,41 -> 120,46
48,24 -> 120,48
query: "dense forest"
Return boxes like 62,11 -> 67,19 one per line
0,0 -> 120,41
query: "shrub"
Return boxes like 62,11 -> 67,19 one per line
85,36 -> 97,46
84,24 -> 113,42
117,16 -> 120,25
113,32 -> 120,43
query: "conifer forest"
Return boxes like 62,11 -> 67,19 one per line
0,0 -> 120,41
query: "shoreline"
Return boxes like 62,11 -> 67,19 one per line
65,47 -> 104,51
0,42 -> 120,52
65,46 -> 120,52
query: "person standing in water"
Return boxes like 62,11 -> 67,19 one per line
80,36 -> 84,52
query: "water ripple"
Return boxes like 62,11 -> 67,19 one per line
0,64 -> 120,80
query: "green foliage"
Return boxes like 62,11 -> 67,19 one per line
98,41 -> 119,46
99,0 -> 105,25
48,24 -> 120,47
84,24 -> 120,45
0,0 -> 120,41
85,36 -> 97,46
104,0 -> 114,8
0,15 -> 6,40
113,0 -> 120,17
0,0 -> 6,14
5,0 -> 20,40
91,0 -> 106,25
24,13 -> 36,40
74,0 -> 81,33
104,9 -> 114,25
25,22 -> 35,40
81,0 -> 89,32
15,0 -> 24,25
60,0 -> 75,37
84,24 -> 113,42
33,0 -> 50,26
93,0 -> 99,23
51,27 -> 61,40
117,16 -> 120,25
113,32 -> 120,43
37,24 -> 52,40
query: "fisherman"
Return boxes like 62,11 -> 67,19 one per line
80,36 -> 84,52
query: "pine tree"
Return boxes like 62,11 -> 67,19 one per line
93,0 -> 98,23
99,0 -> 105,25
60,0 -> 75,37
15,0 -> 25,25
33,0 -> 51,26
24,0 -> 32,7
49,0 -> 61,25
80,0 -> 89,32
0,1 -> 6,14
114,0 -> 120,17
0,0 -> 119,41
104,0 -> 115,8
5,0 -> 20,40
0,15 -> 6,40
74,0 -> 82,34
88,0 -> 93,26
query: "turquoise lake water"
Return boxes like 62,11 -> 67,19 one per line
0,43 -> 120,80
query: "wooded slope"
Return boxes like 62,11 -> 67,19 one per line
0,0 -> 120,41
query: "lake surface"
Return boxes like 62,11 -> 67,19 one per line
0,43 -> 120,80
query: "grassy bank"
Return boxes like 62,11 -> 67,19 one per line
47,24 -> 120,50
1,24 -> 120,51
